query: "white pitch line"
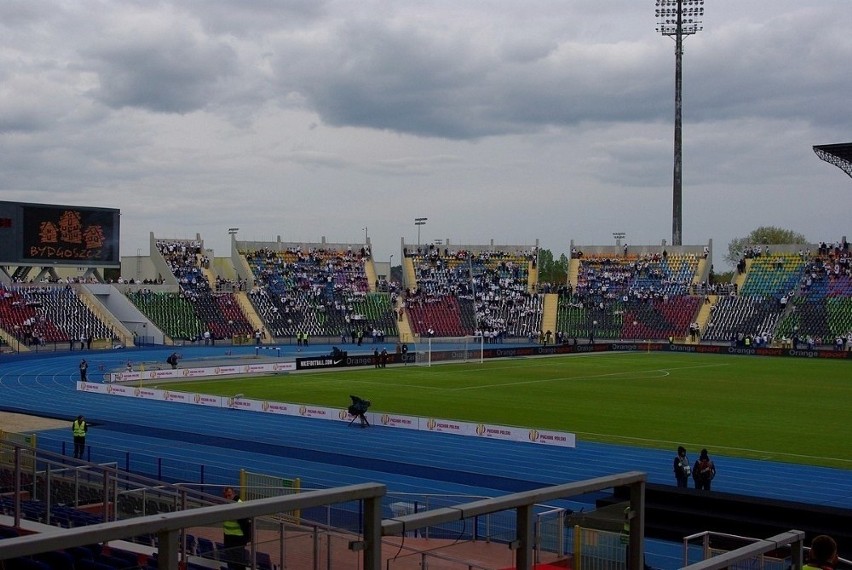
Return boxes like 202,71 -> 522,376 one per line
572,431 -> 852,465
449,362 -> 729,391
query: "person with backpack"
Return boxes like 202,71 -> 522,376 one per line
692,448 -> 717,490
673,446 -> 691,488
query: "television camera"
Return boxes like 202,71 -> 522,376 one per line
347,395 -> 371,428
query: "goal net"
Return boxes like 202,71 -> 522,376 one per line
414,336 -> 484,367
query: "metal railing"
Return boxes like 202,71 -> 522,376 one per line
382,471 -> 648,570
0,482 -> 387,570
681,530 -> 805,570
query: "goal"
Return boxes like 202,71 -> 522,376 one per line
414,336 -> 484,367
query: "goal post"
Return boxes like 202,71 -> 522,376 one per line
414,335 -> 484,367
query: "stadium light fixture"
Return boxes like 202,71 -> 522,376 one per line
414,217 -> 427,249
655,0 -> 704,246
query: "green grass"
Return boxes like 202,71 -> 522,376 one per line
175,352 -> 852,469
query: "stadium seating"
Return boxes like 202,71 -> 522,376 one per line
739,254 -> 804,299
0,285 -> 115,346
556,253 -> 701,340
153,239 -> 254,341
706,248 -> 852,344
404,248 -> 540,338
243,246 -> 396,339
125,290 -> 204,341
701,296 -> 783,343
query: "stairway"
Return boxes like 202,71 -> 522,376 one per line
75,286 -> 135,347
567,259 -> 580,289
234,291 -> 270,343
528,260 -> 538,294
404,257 -> 417,291
693,296 -> 716,343
732,260 -> 750,292
364,258 -> 378,292
394,298 -> 416,343
0,328 -> 28,352
541,293 -> 558,335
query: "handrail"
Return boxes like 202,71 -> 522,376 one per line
0,482 -> 387,570
681,530 -> 805,570
382,471 -> 647,570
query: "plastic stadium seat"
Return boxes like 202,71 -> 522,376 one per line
196,537 -> 215,557
77,559 -> 117,570
34,551 -> 76,570
10,559 -> 51,570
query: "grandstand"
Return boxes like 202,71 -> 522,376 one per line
555,241 -> 708,342
1,229 -> 850,351
2,219 -> 852,569
402,240 -> 541,340
237,236 -> 399,342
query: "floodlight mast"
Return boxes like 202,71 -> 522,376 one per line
656,0 -> 703,246
414,217 -> 427,249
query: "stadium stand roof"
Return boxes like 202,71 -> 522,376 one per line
813,142 -> 852,179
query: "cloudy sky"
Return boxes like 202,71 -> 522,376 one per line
1,0 -> 851,270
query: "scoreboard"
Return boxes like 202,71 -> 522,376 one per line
0,201 -> 120,267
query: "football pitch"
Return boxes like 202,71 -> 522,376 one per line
176,351 -> 851,469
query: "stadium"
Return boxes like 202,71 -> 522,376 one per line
0,193 -> 851,570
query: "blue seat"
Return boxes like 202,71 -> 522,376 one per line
196,536 -> 215,557
107,549 -> 143,568
255,550 -> 274,570
98,553 -> 134,569
34,550 -> 75,570
77,559 -> 118,570
11,559 -> 51,570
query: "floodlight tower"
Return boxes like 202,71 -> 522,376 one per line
414,217 -> 427,249
656,0 -> 704,246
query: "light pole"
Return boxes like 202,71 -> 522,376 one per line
363,227 -> 368,243
389,254 -> 394,283
228,228 -> 239,256
656,0 -> 703,246
414,218 -> 427,249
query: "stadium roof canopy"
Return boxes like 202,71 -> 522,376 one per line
813,142 -> 852,179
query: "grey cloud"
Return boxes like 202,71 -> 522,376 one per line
255,3 -> 852,141
183,0 -> 328,36
86,31 -> 239,114
266,16 -> 680,139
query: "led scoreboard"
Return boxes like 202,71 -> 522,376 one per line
0,201 -> 120,267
